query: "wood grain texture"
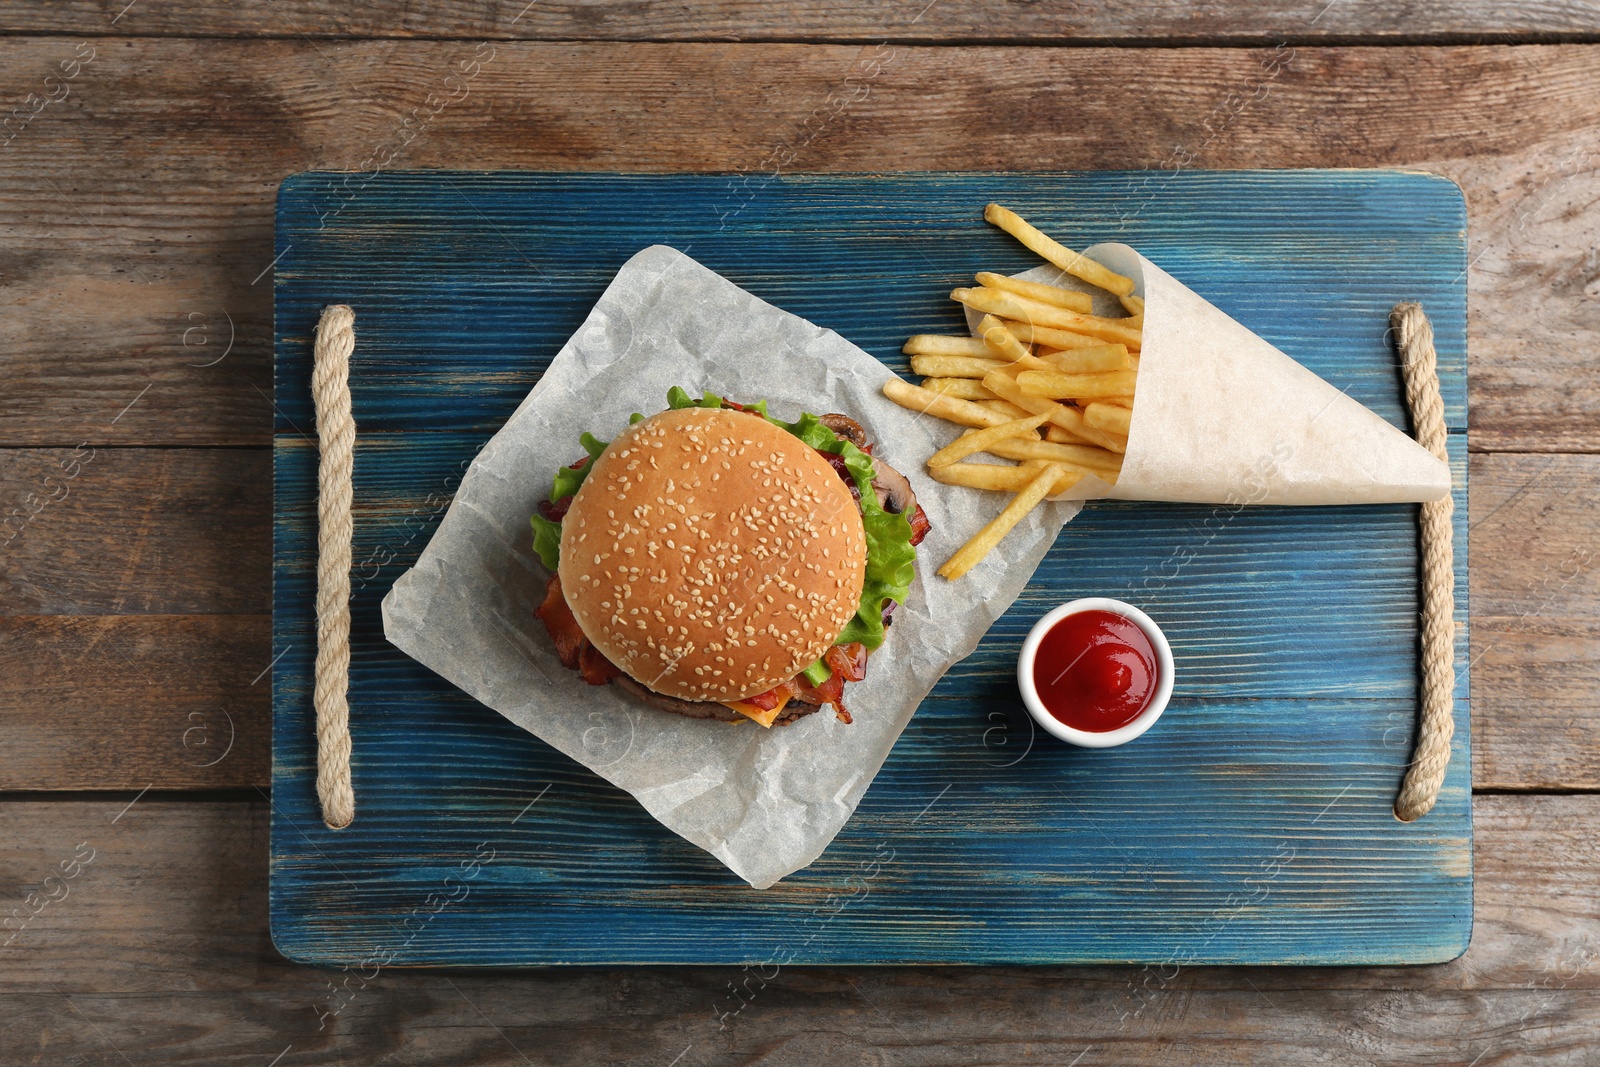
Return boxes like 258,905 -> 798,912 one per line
0,447 -> 268,614
1,0 -> 1598,43
1470,452 -> 1600,790
0,615 -> 269,790
0,40 -> 1597,447
266,170 -> 1470,966
0,795 -> 1592,1064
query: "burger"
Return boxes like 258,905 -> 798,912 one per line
529,388 -> 930,727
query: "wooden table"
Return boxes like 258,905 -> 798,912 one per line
2,4 -> 1596,1062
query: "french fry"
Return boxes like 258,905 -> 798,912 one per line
978,314 -> 1030,361
928,461 -> 1081,496
975,399 -> 1036,419
982,369 -> 1131,453
1032,461 -> 1085,496
938,465 -> 1061,580
881,377 -> 1017,428
903,335 -> 994,358
920,377 -> 996,401
1044,423 -> 1098,446
928,412 -> 1052,468
1083,401 -> 1133,437
982,436 -> 1123,478
976,316 -> 1056,371
1101,395 -> 1136,408
910,354 -> 1007,379
983,204 -> 1137,296
1005,320 -> 1119,352
1040,343 -> 1130,375
952,288 -> 1143,349
1016,369 -> 1139,400
981,369 -> 1092,440
1119,293 -> 1145,315
927,461 -> 1036,492
975,271 -> 1094,314
1047,402 -> 1127,453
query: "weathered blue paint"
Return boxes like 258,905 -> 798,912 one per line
272,171 -> 1470,966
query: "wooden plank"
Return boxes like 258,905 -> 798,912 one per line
0,40 -> 1597,447
0,1 -> 1597,43
12,990 -> 1595,1067
0,447 -> 268,615
0,615 -> 269,790
1471,452 -> 1600,790
0,794 -> 1593,1066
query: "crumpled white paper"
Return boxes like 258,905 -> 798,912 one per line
967,244 -> 1451,505
382,245 -> 1080,889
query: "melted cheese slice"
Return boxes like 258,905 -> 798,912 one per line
722,692 -> 791,728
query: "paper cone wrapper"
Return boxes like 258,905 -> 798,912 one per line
969,244 -> 1451,506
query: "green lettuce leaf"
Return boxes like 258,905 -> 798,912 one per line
533,434 -> 610,570
550,431 -> 609,502
530,513 -> 563,571
767,411 -> 915,653
800,658 -> 832,687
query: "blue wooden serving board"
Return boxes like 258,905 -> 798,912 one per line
271,170 -> 1470,966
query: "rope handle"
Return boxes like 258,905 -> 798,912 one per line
1391,302 -> 1457,822
312,305 -> 357,829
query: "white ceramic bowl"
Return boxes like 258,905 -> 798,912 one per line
1016,597 -> 1175,749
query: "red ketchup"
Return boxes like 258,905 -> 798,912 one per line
1031,610 -> 1159,732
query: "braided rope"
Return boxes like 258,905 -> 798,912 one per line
1391,302 -> 1457,822
312,305 -> 357,830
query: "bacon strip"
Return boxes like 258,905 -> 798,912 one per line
907,503 -> 932,546
535,575 -> 588,670
794,671 -> 850,723
578,641 -> 621,685
825,641 -> 869,682
742,678 -> 799,711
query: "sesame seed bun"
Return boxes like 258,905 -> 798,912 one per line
557,407 -> 868,703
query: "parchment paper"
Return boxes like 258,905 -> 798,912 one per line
967,244 -> 1451,505
382,245 -> 1081,889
